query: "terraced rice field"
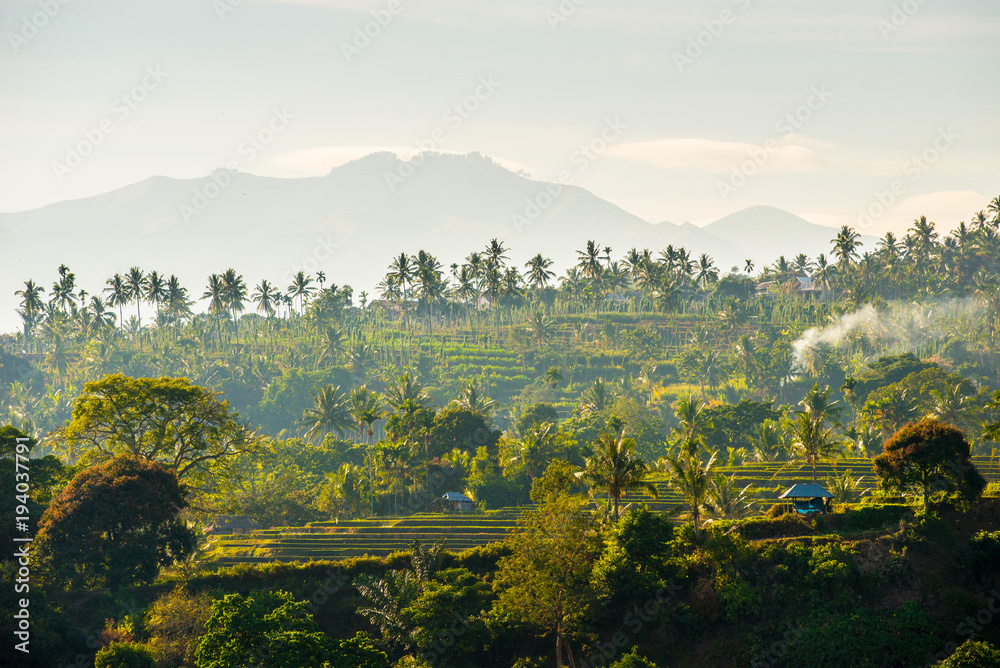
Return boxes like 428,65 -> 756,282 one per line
206,457 -> 1000,565
206,510 -> 523,566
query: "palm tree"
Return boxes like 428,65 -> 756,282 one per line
287,271 -> 315,315
164,275 -> 193,323
706,473 -> 753,520
744,259 -> 754,274
222,268 -> 247,340
386,373 -> 430,409
790,412 -> 843,483
524,254 -> 555,290
455,379 -> 495,417
577,240 -> 604,285
15,280 -> 45,333
484,238 -> 509,271
318,327 -> 345,367
144,270 -> 167,319
799,384 -> 844,428
104,274 -> 129,333
202,274 -> 227,341
252,279 -> 279,318
580,377 -> 613,415
579,429 -> 658,521
125,266 -> 146,329
299,384 -> 354,443
664,450 -> 717,539
671,394 -> 713,455
832,225 -> 862,267
526,310 -> 554,346
695,253 -> 718,290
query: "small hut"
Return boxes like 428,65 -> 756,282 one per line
440,492 -> 476,513
778,483 -> 834,515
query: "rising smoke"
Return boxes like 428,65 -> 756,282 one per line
791,299 -> 981,372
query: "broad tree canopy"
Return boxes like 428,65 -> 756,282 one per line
59,374 -> 255,478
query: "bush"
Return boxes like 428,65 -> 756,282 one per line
936,640 -> 1000,667
968,530 -> 1000,574
610,647 -> 659,667
95,642 -> 156,668
837,504 -> 912,533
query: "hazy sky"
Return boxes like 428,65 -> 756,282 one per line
2,0 -> 998,235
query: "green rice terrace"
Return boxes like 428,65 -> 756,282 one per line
207,456 -> 1000,565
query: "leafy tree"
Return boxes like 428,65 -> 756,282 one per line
592,506 -> 674,605
402,567 -> 491,667
428,405 -> 499,459
145,586 -> 215,668
610,647 -> 660,668
491,495 -> 603,668
95,642 -> 156,668
57,374 -> 255,478
517,402 -> 559,435
935,640 -> 1000,667
195,590 -> 382,668
873,418 -> 986,509
35,456 -> 195,589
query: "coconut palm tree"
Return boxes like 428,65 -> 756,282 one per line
455,379 -> 495,417
252,279 -> 279,318
144,270 -> 167,319
671,394 -> 713,455
525,253 -> 555,290
287,271 -> 315,315
202,274 -> 227,342
664,450 -> 717,539
580,377 -> 613,415
124,266 -> 146,330
706,473 -> 753,520
526,310 -> 554,346
299,384 -> 354,443
164,275 -> 193,323
15,280 -> 45,334
579,429 -> 658,521
695,253 -> 719,290
832,225 -> 862,267
104,274 -> 129,334
221,268 -> 247,340
790,412 -> 844,483
318,327 -> 345,367
385,373 -> 431,409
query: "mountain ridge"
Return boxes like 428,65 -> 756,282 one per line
1,151 -> 869,332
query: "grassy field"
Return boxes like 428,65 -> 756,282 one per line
205,456 -> 1000,565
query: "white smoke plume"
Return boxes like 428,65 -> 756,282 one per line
791,300 -> 980,373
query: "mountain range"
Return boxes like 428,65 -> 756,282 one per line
0,151 -> 876,332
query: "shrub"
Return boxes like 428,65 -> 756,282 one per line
968,530 -> 1000,574
610,647 -> 659,667
837,504 -> 912,533
95,642 -> 156,668
935,640 -> 1000,667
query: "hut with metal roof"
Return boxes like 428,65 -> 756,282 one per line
778,483 -> 834,515
439,492 -> 476,513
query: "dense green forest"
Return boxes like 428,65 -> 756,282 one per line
4,204 -> 1000,667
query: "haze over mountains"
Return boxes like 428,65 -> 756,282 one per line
0,152 -> 875,332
